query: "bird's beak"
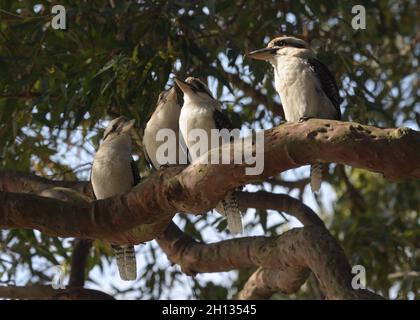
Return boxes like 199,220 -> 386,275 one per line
121,119 -> 136,133
174,78 -> 192,94
166,86 -> 177,101
245,47 -> 279,61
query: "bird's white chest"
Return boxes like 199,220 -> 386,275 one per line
273,56 -> 336,121
179,102 -> 216,161
143,103 -> 181,168
91,141 -> 134,199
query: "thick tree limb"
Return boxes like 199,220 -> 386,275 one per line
156,193 -> 381,299
236,267 -> 309,299
2,119 -> 408,300
0,170 -> 94,197
0,120 -> 418,242
0,174 -> 175,242
35,187 -> 172,245
235,191 -> 324,227
0,285 -> 115,300
156,222 -> 382,300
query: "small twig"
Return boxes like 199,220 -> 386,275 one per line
388,271 -> 420,279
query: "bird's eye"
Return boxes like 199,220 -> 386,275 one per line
194,81 -> 205,92
112,124 -> 118,132
277,41 -> 285,47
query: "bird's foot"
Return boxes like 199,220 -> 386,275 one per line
299,116 -> 314,123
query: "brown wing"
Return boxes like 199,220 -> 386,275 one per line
142,147 -> 156,170
130,158 -> 141,186
89,166 -> 96,200
307,58 -> 341,120
213,109 -> 244,190
90,159 -> 141,200
213,109 -> 234,131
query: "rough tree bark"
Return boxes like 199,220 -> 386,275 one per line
0,120 -> 418,299
156,199 -> 383,300
0,120 -> 418,242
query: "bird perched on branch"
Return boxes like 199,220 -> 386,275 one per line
246,36 -> 341,192
143,86 -> 185,169
91,116 -> 139,281
175,77 -> 243,234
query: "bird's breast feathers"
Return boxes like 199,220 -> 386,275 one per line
179,103 -> 216,148
148,101 -> 181,129
143,105 -> 181,169
273,56 -> 337,121
92,144 -> 134,199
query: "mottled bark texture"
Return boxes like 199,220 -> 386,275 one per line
1,120 -> 418,241
237,268 -> 309,299
157,220 -> 382,300
0,120 -> 418,299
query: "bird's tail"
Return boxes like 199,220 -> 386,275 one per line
310,163 -> 323,193
216,193 -> 243,234
112,245 -> 137,281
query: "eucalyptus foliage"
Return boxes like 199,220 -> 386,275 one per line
0,0 -> 418,299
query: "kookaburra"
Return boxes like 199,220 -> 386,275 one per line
91,116 -> 139,281
246,36 -> 341,192
143,87 -> 183,169
175,77 -> 243,234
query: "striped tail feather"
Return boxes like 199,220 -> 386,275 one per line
112,245 -> 137,281
216,193 -> 243,234
310,163 -> 323,193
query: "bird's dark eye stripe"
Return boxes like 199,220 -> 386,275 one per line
192,81 -> 206,93
291,43 -> 306,49
103,130 -> 111,141
190,80 -> 213,98
275,41 -> 306,49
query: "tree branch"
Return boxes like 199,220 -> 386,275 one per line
236,267 -> 309,299
156,193 -> 383,299
156,221 -> 382,300
265,177 -> 310,191
0,120 -> 418,242
0,285 -> 115,300
235,191 -> 324,227
69,239 -> 92,287
37,187 -> 93,288
336,165 -> 366,213
0,170 -> 94,198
